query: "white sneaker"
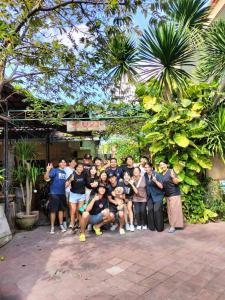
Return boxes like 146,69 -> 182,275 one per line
87,224 -> 92,231
119,228 -> 126,235
60,224 -> 66,233
125,223 -> 130,231
50,227 -> 55,234
63,221 -> 67,230
130,224 -> 135,232
110,224 -> 118,231
137,225 -> 142,230
142,225 -> 148,230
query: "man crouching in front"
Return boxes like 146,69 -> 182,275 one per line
79,183 -> 114,242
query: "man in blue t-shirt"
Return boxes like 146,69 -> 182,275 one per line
105,158 -> 123,181
44,159 -> 67,234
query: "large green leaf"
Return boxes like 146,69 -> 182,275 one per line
145,132 -> 164,141
188,120 -> 207,132
186,160 -> 201,172
169,153 -> 178,164
151,104 -> 162,112
143,96 -> 157,109
181,153 -> 189,161
173,160 -> 186,173
177,170 -> 185,181
149,142 -> 166,155
166,115 -> 181,124
173,133 -> 190,148
189,151 -> 212,169
181,98 -> 192,108
192,102 -> 204,111
154,154 -> 166,164
184,174 -> 199,186
195,156 -> 212,169
181,184 -> 191,194
187,110 -> 201,119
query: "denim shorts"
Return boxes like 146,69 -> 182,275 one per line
88,212 -> 103,225
69,192 -> 86,204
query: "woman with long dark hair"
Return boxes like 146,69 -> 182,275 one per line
132,167 -> 148,230
85,165 -> 99,201
66,163 -> 87,229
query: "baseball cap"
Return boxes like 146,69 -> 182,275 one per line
97,183 -> 108,192
83,154 -> 92,160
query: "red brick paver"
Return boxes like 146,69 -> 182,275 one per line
1,222 -> 225,300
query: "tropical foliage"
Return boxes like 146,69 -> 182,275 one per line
139,23 -> 195,100
140,81 -> 224,223
14,140 -> 41,215
207,106 -> 225,162
197,20 -> 225,93
0,0 -> 147,105
168,0 -> 209,29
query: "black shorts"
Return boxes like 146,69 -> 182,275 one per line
49,194 -> 67,213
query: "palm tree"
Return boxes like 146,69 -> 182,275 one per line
104,34 -> 138,84
168,0 -> 210,29
197,20 -> 225,97
138,22 -> 195,101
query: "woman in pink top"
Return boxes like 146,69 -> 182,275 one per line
132,167 -> 148,230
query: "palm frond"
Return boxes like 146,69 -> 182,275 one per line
105,34 -> 138,83
169,0 -> 210,29
196,20 -> 225,87
138,22 -> 195,99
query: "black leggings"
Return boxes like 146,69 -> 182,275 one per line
134,202 -> 147,226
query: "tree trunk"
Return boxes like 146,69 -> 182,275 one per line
25,176 -> 30,215
20,183 -> 25,207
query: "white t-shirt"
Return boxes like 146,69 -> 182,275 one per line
64,167 -> 74,193
140,166 -> 146,176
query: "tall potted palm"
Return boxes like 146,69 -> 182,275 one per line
14,140 -> 40,229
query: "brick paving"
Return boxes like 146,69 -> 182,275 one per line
1,222 -> 225,300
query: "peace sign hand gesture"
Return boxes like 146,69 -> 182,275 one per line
46,163 -> 53,172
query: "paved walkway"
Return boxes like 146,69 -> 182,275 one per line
1,223 -> 225,300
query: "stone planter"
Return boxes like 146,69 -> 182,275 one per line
0,194 -> 16,231
16,211 -> 39,230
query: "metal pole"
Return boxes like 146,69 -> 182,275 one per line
46,134 -> 50,162
3,100 -> 9,217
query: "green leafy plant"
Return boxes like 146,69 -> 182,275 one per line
168,0 -> 209,30
182,185 -> 217,223
0,169 -> 4,188
15,140 -> 41,215
140,82 -> 222,223
197,20 -> 225,94
206,106 -> 225,162
138,22 -> 195,100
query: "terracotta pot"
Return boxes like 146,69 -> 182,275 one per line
16,211 -> 39,230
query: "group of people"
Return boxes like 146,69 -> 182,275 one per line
44,154 -> 184,242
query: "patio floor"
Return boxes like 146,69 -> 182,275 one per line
1,222 -> 225,300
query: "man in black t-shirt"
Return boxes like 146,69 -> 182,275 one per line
107,174 -> 125,235
79,184 -> 114,242
122,156 -> 134,177
83,154 -> 92,172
